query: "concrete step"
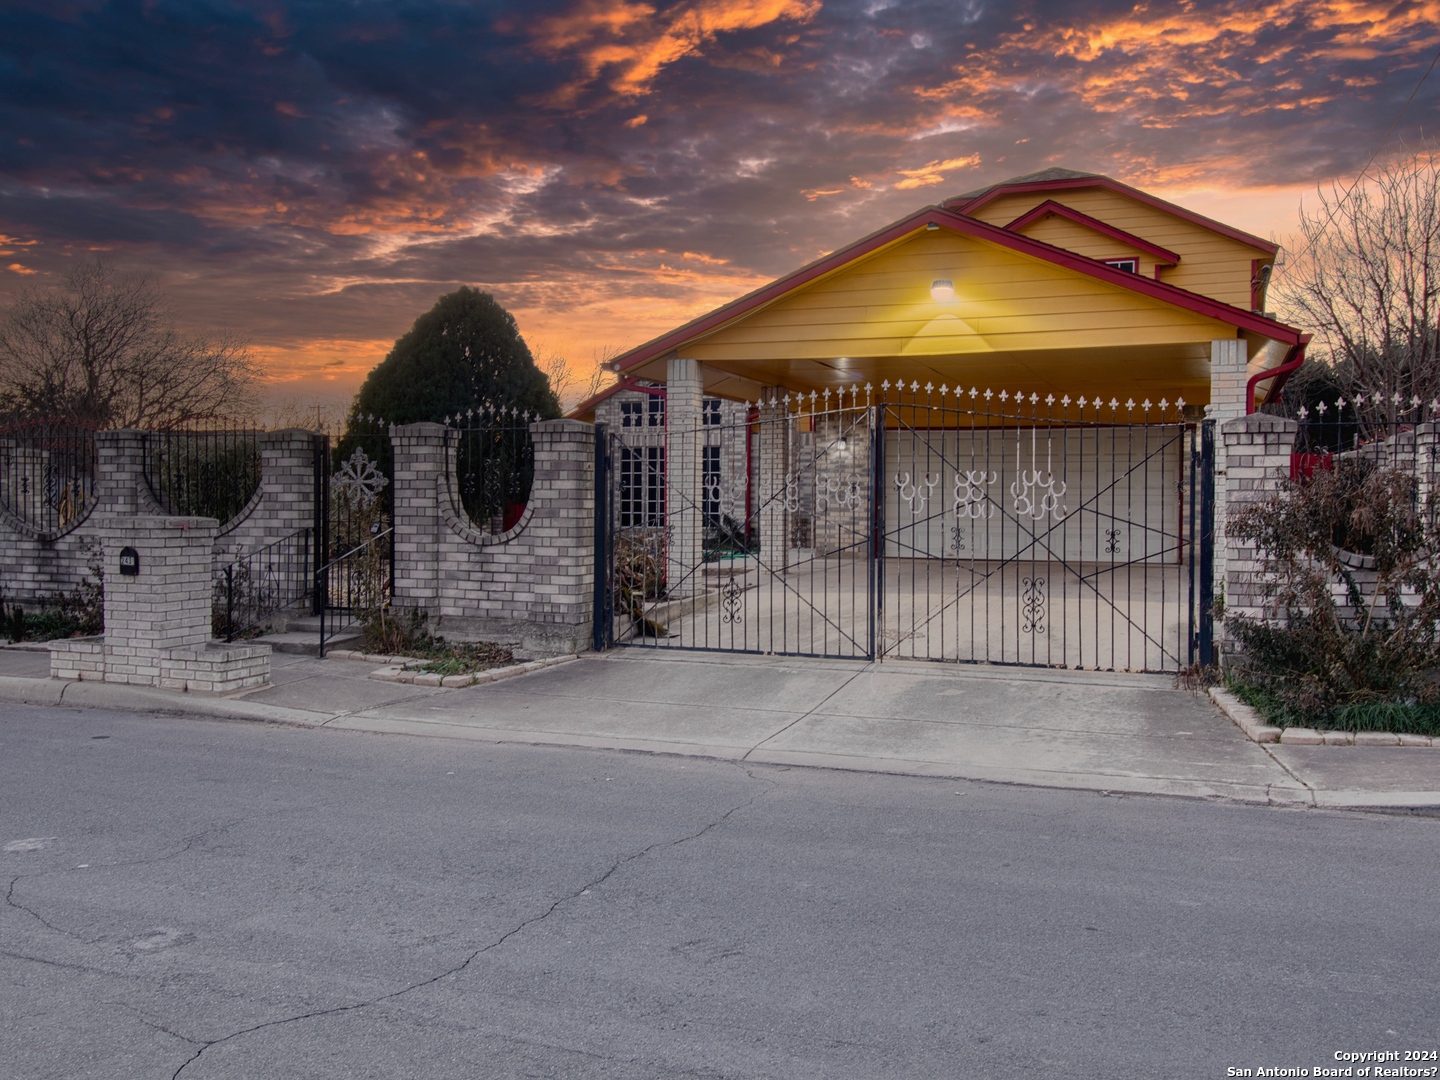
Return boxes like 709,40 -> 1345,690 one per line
253,629 -> 362,656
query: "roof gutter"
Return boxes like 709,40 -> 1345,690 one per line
1245,335 -> 1310,414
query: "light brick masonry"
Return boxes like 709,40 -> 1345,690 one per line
49,515 -> 270,693
390,419 -> 595,656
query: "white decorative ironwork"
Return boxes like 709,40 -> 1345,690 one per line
781,472 -> 801,512
333,448 -> 389,499
817,473 -> 863,512
895,471 -> 938,515
952,469 -> 996,520
704,473 -> 745,518
1010,427 -> 1067,521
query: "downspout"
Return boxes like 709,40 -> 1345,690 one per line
1245,335 -> 1310,414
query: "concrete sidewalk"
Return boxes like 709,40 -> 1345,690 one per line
1,645 -> 1436,809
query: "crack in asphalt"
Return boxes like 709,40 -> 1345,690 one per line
169,769 -> 775,1079
2,820 -> 246,946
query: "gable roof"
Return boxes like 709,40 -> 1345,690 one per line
1004,199 -> 1181,267
603,202 -> 1301,382
954,167 -> 1100,200
946,172 -> 1279,256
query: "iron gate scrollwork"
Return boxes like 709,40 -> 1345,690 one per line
597,382 -> 1214,673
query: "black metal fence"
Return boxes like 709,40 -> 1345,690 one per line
446,407 -> 538,532
144,420 -> 262,524
314,420 -> 393,645
1292,395 -> 1439,526
316,527 -> 393,656
0,417 -> 98,538
599,383 -> 1213,672
214,527 -> 313,641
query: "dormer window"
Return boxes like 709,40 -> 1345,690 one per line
1103,258 -> 1139,274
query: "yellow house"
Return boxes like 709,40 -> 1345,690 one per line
573,167 -> 1306,418
577,170 -> 1308,673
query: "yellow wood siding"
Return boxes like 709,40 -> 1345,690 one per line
967,189 -> 1269,309
1012,214 -> 1158,278
683,227 -> 1233,366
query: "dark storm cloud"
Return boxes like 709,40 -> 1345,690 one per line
1,0 -> 1436,390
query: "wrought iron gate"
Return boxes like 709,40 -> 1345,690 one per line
313,424 -> 394,652
596,384 -> 1214,672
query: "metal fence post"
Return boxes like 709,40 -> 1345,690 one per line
225,564 -> 235,643
593,423 -> 610,652
1198,419 -> 1216,667
870,400 -> 884,661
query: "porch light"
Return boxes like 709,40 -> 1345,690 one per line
836,436 -> 848,451
930,278 -> 955,302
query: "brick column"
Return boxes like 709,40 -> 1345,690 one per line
1220,413 -> 1297,664
520,419 -> 596,644
665,357 -> 704,597
1417,420 -> 1440,523
390,422 -> 448,614
94,429 -> 150,517
1206,339 -> 1250,588
757,388 -> 791,571
255,428 -> 317,535
50,513 -> 270,692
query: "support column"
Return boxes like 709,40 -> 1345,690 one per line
94,429 -> 151,517
1206,338 -> 1250,589
665,357 -> 703,597
255,428 -> 318,536
1219,413 -> 1297,666
1417,420 -> 1440,524
390,422 -> 448,615
757,387 -> 790,572
49,514 -> 270,692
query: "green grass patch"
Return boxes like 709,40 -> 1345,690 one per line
1228,678 -> 1440,736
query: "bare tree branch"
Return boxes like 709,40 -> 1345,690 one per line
0,260 -> 264,427
1275,143 -> 1440,416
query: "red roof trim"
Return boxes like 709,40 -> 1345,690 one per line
608,204 -> 1302,377
948,175 -> 1280,256
1005,200 -> 1182,266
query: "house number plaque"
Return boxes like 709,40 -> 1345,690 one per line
119,547 -> 140,576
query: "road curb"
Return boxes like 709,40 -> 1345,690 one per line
1209,687 -> 1282,743
0,675 -> 330,727
1209,686 -> 1437,747
4,670 -> 1438,812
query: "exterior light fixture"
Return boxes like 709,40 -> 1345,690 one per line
931,278 -> 955,302
836,436 -> 848,451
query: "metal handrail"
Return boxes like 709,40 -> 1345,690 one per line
315,526 -> 393,657
217,527 -> 312,642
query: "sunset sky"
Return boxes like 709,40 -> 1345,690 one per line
2,0 -> 1438,411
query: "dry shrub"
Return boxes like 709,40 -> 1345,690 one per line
1226,459 -> 1440,727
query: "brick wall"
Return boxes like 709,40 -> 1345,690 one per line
1,427 -> 321,606
1219,413 -> 1297,663
391,419 -> 595,656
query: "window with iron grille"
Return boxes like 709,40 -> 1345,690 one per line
702,399 -> 721,426
619,445 -> 666,527
703,444 -> 721,525
620,400 -> 643,428
648,396 -> 665,427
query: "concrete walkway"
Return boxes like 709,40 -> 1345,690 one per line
1,645 -> 1436,809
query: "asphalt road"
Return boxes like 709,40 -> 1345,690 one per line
3,704 -> 1438,1080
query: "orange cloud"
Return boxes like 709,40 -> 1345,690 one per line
894,155 -> 982,190
6,263 -> 36,275
527,0 -> 821,101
